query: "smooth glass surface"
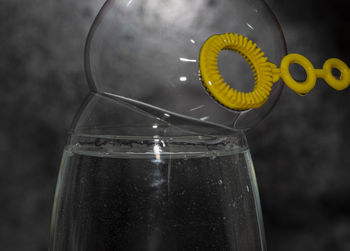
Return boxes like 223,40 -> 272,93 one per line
50,133 -> 265,251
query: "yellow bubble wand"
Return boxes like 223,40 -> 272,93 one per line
199,33 -> 350,111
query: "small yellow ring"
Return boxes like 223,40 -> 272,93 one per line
199,33 -> 274,111
322,58 -> 350,91
280,54 -> 316,95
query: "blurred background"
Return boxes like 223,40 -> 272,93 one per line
0,0 -> 349,250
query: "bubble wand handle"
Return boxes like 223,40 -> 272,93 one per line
278,54 -> 350,94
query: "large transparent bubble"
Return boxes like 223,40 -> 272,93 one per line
85,0 -> 286,130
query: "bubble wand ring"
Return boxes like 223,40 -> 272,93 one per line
199,33 -> 350,110
199,33 -> 275,110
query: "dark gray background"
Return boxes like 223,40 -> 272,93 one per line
0,0 -> 349,250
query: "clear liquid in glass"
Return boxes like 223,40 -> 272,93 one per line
50,134 -> 265,251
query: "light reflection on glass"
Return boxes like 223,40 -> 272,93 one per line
179,57 -> 197,63
246,23 -> 254,30
179,76 -> 187,82
153,140 -> 162,163
190,105 -> 205,111
160,140 -> 166,147
126,0 -> 133,7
